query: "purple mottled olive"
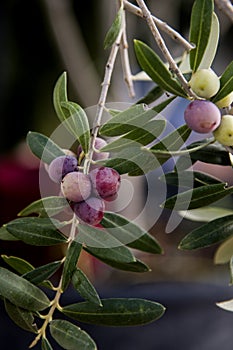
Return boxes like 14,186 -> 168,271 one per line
77,137 -> 109,161
48,155 -> 78,183
74,197 -> 105,226
89,167 -> 121,199
61,172 -> 91,202
184,100 -> 221,133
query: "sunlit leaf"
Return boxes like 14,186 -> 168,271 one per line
217,298 -> 233,312
134,40 -> 186,97
189,0 -> 214,71
179,206 -> 233,223
62,241 -> 82,292
104,7 -> 123,49
163,183 -> 233,210
101,212 -> 162,254
214,235 -> 233,264
50,319 -> 97,350
179,215 -> 233,250
53,71 -> 69,122
0,267 -> 50,311
212,60 -> 233,103
26,131 -> 65,164
5,217 -> 67,246
18,196 -> 69,217
72,268 -> 102,307
62,298 -> 165,326
4,299 -> 37,333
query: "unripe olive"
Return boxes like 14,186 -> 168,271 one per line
189,68 -> 220,98
213,114 -> 233,146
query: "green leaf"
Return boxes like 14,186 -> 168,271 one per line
0,267 -> 50,311
134,40 -> 186,97
104,7 -> 123,49
179,206 -> 233,223
1,255 -> 34,275
42,337 -> 53,350
98,258 -> 150,272
4,299 -> 37,333
84,245 -> 136,265
102,147 -> 160,176
62,241 -> 82,292
163,183 -> 233,210
62,298 -> 165,326
18,196 -> 69,217
160,170 -> 223,188
176,142 -> 231,170
23,261 -> 62,285
50,319 -> 97,350
61,101 -> 90,154
214,235 -> 233,264
100,104 -> 157,137
77,224 -> 126,251
0,226 -> 18,241
199,12 -> 219,69
212,60 -> 233,102
5,217 -> 67,246
100,120 -> 165,153
101,212 -> 162,254
26,131 -> 65,164
53,71 -> 69,122
189,0 -> 214,71
72,268 -> 102,306
179,215 -> 233,250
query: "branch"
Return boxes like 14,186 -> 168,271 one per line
135,0 -> 197,99
123,0 -> 194,51
215,0 -> 233,22
120,7 -> 136,98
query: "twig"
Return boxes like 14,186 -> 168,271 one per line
84,27 -> 124,173
215,0 -> 233,22
135,0 -> 197,99
123,0 -> 194,51
120,7 -> 136,98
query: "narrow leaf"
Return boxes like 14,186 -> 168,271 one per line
93,257 -> 150,273
1,255 -> 34,275
23,261 -> 62,285
217,298 -> 233,312
179,215 -> 233,250
104,7 -> 123,49
101,212 -> 162,254
42,338 -> 53,350
61,101 -> 90,154
212,60 -> 233,102
62,298 -> 165,326
214,235 -> 233,264
179,206 -> 233,223
84,245 -> 136,265
137,85 -> 164,105
18,196 -> 69,217
50,319 -> 97,350
0,267 -> 50,311
189,0 -> 214,71
6,217 -> 67,246
72,268 -> 102,306
100,104 -> 157,137
53,71 -> 69,122
4,299 -> 37,333
26,131 -> 65,164
62,241 -> 82,292
134,40 -> 186,97
100,120 -> 165,153
0,226 -> 18,241
163,183 -> 233,210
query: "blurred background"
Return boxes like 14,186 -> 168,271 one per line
0,1 -> 233,349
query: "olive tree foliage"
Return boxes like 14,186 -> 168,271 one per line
1,0 -> 233,349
